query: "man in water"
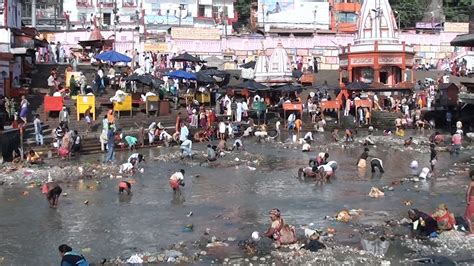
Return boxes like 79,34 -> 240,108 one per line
128,153 -> 145,166
169,169 -> 185,197
207,144 -> 217,162
465,171 -> 474,234
44,179 -> 62,208
118,181 -> 132,195
298,166 -> 319,179
231,138 -> 244,151
180,138 -> 193,159
451,131 -> 462,154
357,148 -> 370,168
408,209 -> 438,237
370,158 -> 384,173
58,244 -> 89,266
430,144 -> 437,171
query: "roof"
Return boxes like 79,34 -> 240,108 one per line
450,33 -> 474,47
438,83 -> 459,90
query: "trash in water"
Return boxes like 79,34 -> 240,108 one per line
252,231 -> 260,241
84,200 -> 89,205
403,200 -> 413,206
336,210 -> 352,222
361,237 -> 390,256
368,187 -> 384,198
81,248 -> 91,254
247,166 -> 256,171
126,254 -> 143,263
327,227 -> 336,234
62,193 -> 68,197
182,224 -> 193,232
235,158 -> 240,162
187,211 -> 193,217
21,191 -> 29,196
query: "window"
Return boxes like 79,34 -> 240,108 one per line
198,5 -> 205,17
103,12 -> 111,25
337,12 -> 358,23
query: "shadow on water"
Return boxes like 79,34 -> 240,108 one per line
0,137 -> 471,264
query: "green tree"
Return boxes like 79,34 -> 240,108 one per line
392,0 -> 426,28
443,0 -> 471,22
235,0 -> 252,21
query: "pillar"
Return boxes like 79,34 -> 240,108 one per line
401,67 -> 406,82
31,0 -> 36,27
374,67 -> 380,83
348,67 -> 353,82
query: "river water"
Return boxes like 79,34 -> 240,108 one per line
0,132 -> 471,265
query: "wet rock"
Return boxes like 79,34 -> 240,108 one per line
251,256 -> 258,261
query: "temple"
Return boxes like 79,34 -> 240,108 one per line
338,0 -> 415,88
254,42 -> 293,84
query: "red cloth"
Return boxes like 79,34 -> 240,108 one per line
44,96 -> 64,112
466,196 -> 474,222
119,181 -> 129,189
58,147 -> 69,157
169,179 -> 179,189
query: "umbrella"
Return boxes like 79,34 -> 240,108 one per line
170,52 -> 204,63
165,70 -> 197,80
234,80 -> 268,91
345,81 -> 370,90
313,80 -> 339,90
240,61 -> 256,69
95,50 -> 131,63
292,69 -> 303,78
195,72 -> 216,83
199,69 -> 228,78
274,84 -> 304,93
204,56 -> 225,69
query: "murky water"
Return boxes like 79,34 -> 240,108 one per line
0,132 -> 471,265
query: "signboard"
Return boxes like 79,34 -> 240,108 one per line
415,22 -> 442,30
171,27 -> 221,40
257,0 -> 330,30
144,42 -> 169,52
444,22 -> 469,33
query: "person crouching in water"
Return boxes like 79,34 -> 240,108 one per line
309,152 -> 329,166
370,158 -> 385,173
298,166 -> 319,179
42,177 -> 62,208
169,169 -> 185,197
357,148 -> 370,168
180,138 -> 193,159
431,203 -> 456,231
207,144 -> 217,162
262,208 -> 297,248
231,138 -> 244,151
118,181 -> 132,195
128,153 -> 145,167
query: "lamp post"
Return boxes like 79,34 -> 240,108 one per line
178,4 -> 185,26
313,9 -> 317,34
261,4 -> 265,34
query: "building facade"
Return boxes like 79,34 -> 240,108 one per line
22,0 -> 237,34
0,0 -> 23,96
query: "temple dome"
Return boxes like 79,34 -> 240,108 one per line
355,0 -> 399,44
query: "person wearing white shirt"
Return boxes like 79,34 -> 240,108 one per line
304,131 -> 314,142
236,101 -> 243,122
109,89 -> 127,103
180,139 -> 193,158
180,124 -> 189,142
141,91 -> 156,102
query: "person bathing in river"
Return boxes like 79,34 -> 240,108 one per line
430,144 -> 437,172
408,209 -> 438,238
357,148 -> 370,168
370,158 -> 384,173
118,181 -> 132,195
298,166 -> 319,179
262,208 -> 297,248
465,171 -> 474,234
312,152 -> 329,166
43,177 -> 62,208
404,137 -> 413,147
207,144 -> 217,162
231,138 -> 244,151
431,203 -> 456,231
169,169 -> 185,197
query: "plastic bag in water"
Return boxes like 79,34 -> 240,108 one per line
126,254 -> 143,263
361,238 -> 390,256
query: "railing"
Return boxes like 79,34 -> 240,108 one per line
122,0 -> 136,7
76,0 -> 92,7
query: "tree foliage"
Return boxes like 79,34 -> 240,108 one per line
235,0 -> 251,21
392,0 -> 426,28
443,0 -> 471,22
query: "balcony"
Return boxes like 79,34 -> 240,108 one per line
76,0 -> 92,7
122,0 -> 136,8
97,0 -> 114,7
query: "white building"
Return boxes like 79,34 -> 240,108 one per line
0,0 -> 24,96
257,0 -> 331,32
